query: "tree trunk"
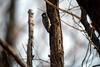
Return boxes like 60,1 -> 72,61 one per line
46,0 -> 64,67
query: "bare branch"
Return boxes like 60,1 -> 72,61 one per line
0,39 -> 27,67
67,6 -> 79,11
92,64 -> 100,67
27,9 -> 34,67
33,59 -> 50,64
61,20 -> 85,32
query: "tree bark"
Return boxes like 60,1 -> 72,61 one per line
27,9 -> 34,67
46,0 -> 64,67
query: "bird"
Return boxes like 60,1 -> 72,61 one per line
41,13 -> 51,33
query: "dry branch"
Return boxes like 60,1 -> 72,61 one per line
93,64 -> 100,67
61,20 -> 85,32
0,39 -> 27,67
27,9 -> 34,67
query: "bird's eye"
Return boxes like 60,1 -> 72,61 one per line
43,15 -> 46,17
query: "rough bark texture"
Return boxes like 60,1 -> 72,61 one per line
46,0 -> 64,67
27,9 -> 34,67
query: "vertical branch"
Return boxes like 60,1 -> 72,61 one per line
27,9 -> 34,67
46,0 -> 64,67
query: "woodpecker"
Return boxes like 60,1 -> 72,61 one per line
41,13 -> 51,32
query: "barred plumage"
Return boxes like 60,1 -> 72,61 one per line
42,13 -> 51,32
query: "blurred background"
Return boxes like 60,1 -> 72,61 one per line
0,0 -> 100,67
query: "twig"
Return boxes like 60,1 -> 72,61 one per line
67,6 -> 79,11
22,44 -> 27,54
72,14 -> 83,29
92,64 -> 100,67
33,58 -> 56,66
33,58 -> 50,63
37,8 -> 45,12
61,20 -> 85,32
0,39 -> 27,67
44,0 -> 81,19
27,9 -> 34,67
81,43 -> 90,67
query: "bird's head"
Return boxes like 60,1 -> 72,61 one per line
42,13 -> 47,18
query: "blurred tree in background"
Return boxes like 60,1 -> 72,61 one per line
0,0 -> 99,67
0,0 -> 16,67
